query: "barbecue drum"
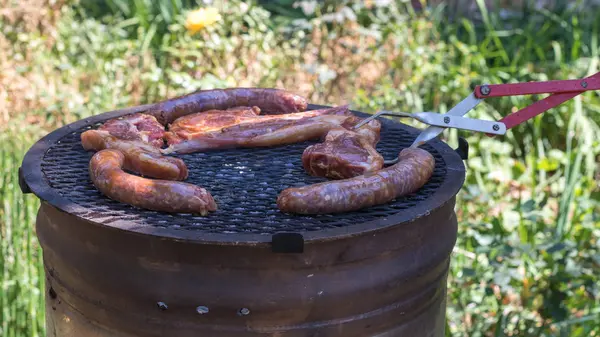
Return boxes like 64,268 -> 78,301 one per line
20,104 -> 466,337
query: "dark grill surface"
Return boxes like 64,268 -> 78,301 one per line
40,113 -> 447,235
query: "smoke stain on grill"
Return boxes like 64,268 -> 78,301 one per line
39,111 -> 448,234
48,287 -> 57,300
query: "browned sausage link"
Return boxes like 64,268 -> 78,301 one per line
277,147 -> 435,214
146,88 -> 309,125
81,130 -> 188,181
89,149 -> 217,215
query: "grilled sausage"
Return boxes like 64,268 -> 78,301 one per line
81,130 -> 188,181
277,147 -> 435,214
89,149 -> 217,215
146,88 -> 309,125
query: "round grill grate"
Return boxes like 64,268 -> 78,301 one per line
39,107 -> 449,235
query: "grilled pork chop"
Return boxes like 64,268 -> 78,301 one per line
97,112 -> 166,148
302,119 -> 384,179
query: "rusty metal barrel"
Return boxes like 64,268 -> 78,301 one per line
21,104 -> 466,337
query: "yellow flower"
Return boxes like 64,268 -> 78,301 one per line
185,7 -> 221,34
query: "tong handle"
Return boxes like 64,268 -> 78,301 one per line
474,71 -> 600,98
473,71 -> 600,132
496,91 -> 582,130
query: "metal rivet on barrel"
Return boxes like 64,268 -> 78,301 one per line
238,308 -> 250,316
157,302 -> 168,310
196,306 -> 209,315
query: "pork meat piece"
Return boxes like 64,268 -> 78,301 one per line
162,105 -> 352,154
164,106 -> 262,145
302,118 -> 384,179
98,112 -> 166,148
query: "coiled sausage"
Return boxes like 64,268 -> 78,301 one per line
89,149 -> 217,215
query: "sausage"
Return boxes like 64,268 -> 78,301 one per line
145,88 -> 309,125
277,147 -> 435,214
81,130 -> 188,181
89,149 -> 217,215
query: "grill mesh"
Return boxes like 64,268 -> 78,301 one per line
40,114 -> 447,235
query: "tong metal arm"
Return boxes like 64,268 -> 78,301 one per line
354,109 -> 506,165
354,110 -> 506,135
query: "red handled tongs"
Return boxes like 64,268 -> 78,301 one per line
356,71 -> 600,164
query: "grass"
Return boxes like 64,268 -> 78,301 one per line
1,0 -> 599,336
0,121 -> 46,337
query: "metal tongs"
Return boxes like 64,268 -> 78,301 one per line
355,71 -> 600,164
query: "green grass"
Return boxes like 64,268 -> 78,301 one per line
1,1 -> 599,336
0,121 -> 46,337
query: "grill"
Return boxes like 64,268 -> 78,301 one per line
20,102 -> 466,337
22,104 -> 464,241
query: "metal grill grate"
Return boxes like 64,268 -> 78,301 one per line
40,110 -> 448,235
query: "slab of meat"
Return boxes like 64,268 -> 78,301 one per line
162,105 -> 353,154
302,118 -> 384,179
97,112 -> 166,148
277,147 -> 435,214
89,149 -> 216,215
81,130 -> 188,181
146,88 -> 308,125
164,106 -> 262,145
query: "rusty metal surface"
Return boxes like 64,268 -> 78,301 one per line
38,194 -> 458,337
